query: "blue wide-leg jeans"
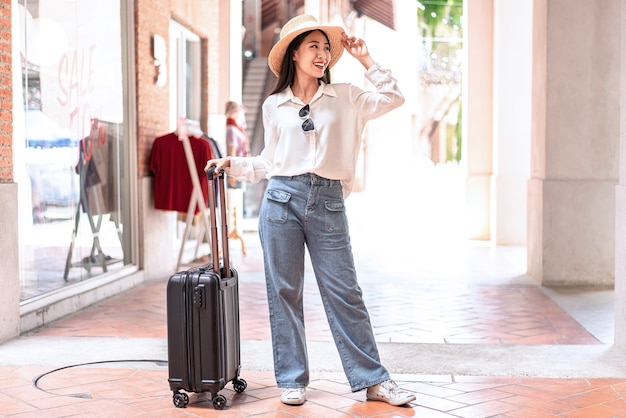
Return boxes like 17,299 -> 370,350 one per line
258,173 -> 390,392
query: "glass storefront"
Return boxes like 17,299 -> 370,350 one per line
16,0 -> 133,301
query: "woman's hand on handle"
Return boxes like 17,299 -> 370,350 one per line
205,157 -> 231,175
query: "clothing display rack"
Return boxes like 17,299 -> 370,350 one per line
175,118 -> 214,271
64,119 -> 123,281
63,179 -> 122,281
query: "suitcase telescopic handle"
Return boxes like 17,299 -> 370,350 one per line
205,166 -> 231,278
206,166 -> 220,181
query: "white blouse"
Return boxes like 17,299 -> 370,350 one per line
226,63 -> 405,197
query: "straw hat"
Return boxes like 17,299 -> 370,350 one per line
268,14 -> 345,77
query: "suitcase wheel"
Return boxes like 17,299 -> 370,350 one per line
172,391 -> 189,408
233,378 -> 247,393
212,394 -> 227,410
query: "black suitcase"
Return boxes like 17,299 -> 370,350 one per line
167,167 -> 246,409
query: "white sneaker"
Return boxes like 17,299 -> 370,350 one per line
366,380 -> 416,406
281,388 -> 306,405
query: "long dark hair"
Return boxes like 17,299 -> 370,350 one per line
269,29 -> 332,96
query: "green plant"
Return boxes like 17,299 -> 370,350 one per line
417,0 -> 463,37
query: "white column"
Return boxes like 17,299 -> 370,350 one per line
229,0 -> 243,101
614,0 -> 626,349
529,0 -> 619,286
0,183 -> 20,343
463,0 -> 494,240
491,0 -> 532,245
527,0 -> 547,282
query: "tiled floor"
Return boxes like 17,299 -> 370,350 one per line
29,274 -> 600,346
1,235 -> 625,417
3,164 -> 626,417
5,364 -> 626,417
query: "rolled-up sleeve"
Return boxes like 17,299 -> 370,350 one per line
350,63 -> 405,121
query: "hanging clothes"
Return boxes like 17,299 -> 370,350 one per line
76,119 -> 121,216
203,134 -> 223,159
149,132 -> 215,213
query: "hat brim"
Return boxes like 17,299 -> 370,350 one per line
268,25 -> 345,77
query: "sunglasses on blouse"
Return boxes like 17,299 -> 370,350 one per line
299,104 -> 315,132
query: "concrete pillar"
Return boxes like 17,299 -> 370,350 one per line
615,0 -> 626,349
139,177 -> 177,279
216,2 -> 232,112
463,0 -> 493,241
0,183 -> 20,343
491,0 -> 532,245
528,0 -> 619,286
228,0 -> 243,102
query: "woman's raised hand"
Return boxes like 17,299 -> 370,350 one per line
341,33 -> 375,69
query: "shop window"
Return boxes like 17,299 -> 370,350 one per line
16,0 -> 133,300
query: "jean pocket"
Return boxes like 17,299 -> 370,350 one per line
264,188 -> 291,223
324,200 -> 346,233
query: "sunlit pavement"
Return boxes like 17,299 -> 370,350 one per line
1,162 -> 624,417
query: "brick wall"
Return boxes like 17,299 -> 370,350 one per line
0,0 -> 11,182
135,0 -> 218,178
135,0 -> 169,178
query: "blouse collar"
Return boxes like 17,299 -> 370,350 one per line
276,81 -> 338,106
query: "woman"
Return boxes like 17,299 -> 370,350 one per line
206,14 -> 415,407
224,101 -> 250,159
224,100 -> 250,189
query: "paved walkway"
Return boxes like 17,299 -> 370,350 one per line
2,164 -> 625,417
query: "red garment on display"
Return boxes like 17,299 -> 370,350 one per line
149,132 -> 215,213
